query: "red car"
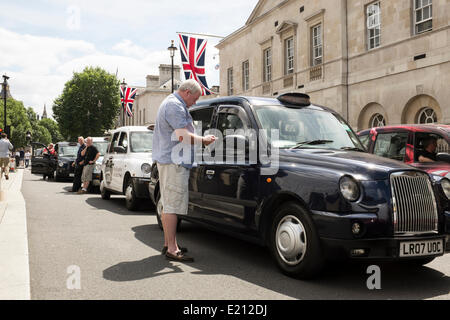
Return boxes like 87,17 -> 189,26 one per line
358,124 -> 450,178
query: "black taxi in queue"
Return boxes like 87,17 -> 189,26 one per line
149,93 -> 450,279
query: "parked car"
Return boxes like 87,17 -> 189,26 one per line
100,126 -> 154,210
53,141 -> 78,181
90,136 -> 110,191
149,93 -> 450,279
358,124 -> 450,178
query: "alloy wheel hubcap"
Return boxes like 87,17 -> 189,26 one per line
157,197 -> 163,219
276,215 -> 307,265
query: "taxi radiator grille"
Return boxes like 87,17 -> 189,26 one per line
390,172 -> 438,235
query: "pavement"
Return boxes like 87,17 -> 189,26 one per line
0,167 -> 30,300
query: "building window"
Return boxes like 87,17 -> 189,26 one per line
242,60 -> 250,92
418,107 -> 437,124
371,113 -> 386,128
367,2 -> 381,50
311,24 -> 322,66
263,48 -> 272,82
285,37 -> 294,74
227,68 -> 234,95
415,0 -> 432,34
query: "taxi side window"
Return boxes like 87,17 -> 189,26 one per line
118,132 -> 128,149
109,132 -> 120,153
374,132 -> 408,161
216,107 -> 249,137
190,107 -> 214,135
358,134 -> 370,150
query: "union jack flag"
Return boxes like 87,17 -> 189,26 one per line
120,86 -> 137,117
178,34 -> 214,96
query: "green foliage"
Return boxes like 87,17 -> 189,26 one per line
53,66 -> 120,140
39,118 -> 64,143
0,98 -> 32,149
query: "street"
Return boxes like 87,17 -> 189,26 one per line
22,169 -> 450,300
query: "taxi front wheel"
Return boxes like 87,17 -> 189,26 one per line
125,178 -> 140,211
100,180 -> 111,200
268,202 -> 324,279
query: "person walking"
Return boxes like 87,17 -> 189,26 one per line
15,149 -> 20,168
153,79 -> 216,262
19,148 -> 25,168
0,133 -> 13,179
72,136 -> 86,192
24,150 -> 31,168
78,137 -> 100,194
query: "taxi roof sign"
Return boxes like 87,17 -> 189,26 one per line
277,93 -> 311,107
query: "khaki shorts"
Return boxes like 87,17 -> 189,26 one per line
0,157 -> 9,173
157,163 -> 190,215
81,164 -> 94,183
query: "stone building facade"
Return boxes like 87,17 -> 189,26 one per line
120,64 -> 219,127
216,0 -> 450,130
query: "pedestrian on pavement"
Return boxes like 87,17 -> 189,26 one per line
72,136 -> 86,192
19,148 -> 25,168
15,149 -> 20,167
24,150 -> 31,168
0,133 -> 13,180
153,79 -> 216,262
78,137 -> 100,194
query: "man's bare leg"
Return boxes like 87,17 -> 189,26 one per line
162,212 -> 179,254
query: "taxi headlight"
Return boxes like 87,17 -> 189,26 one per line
340,176 -> 360,202
141,163 -> 152,174
58,160 -> 64,167
441,178 -> 450,199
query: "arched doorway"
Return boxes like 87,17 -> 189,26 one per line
357,102 -> 387,130
401,94 -> 441,124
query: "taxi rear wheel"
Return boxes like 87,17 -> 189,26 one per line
125,178 -> 140,211
268,202 -> 324,279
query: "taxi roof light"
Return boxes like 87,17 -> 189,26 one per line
277,93 -> 311,107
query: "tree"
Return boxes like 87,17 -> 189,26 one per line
39,118 -> 63,143
0,98 -> 32,149
25,107 -> 52,145
53,66 -> 120,140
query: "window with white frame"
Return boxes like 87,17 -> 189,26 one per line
242,60 -> 250,92
311,24 -> 322,66
263,48 -> 272,82
415,0 -> 432,34
227,68 -> 234,95
367,2 -> 381,50
285,37 -> 294,74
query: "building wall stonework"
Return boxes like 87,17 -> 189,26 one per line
217,0 -> 450,131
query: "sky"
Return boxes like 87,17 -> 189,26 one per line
0,0 -> 260,118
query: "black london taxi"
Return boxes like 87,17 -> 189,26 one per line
148,93 -> 450,279
31,141 -> 78,181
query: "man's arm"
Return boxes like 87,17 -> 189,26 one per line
418,155 -> 435,163
81,147 -> 87,156
174,128 -> 215,146
91,152 -> 100,164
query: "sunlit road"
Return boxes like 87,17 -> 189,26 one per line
22,169 -> 450,300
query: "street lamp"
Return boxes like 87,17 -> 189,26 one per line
2,75 -> 9,134
167,40 -> 178,93
120,79 -> 127,126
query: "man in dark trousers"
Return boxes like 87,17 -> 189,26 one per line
72,136 -> 86,192
78,137 -> 100,194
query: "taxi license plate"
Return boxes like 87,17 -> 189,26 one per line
399,239 -> 443,257
69,173 -> 74,177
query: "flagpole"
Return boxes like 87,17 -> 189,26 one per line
176,31 -> 224,39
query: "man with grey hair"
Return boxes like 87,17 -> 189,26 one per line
78,137 -> 100,194
153,79 -> 216,262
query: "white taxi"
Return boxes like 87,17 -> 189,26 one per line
100,126 -> 153,210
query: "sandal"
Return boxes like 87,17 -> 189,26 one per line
165,251 -> 194,262
161,245 -> 188,255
